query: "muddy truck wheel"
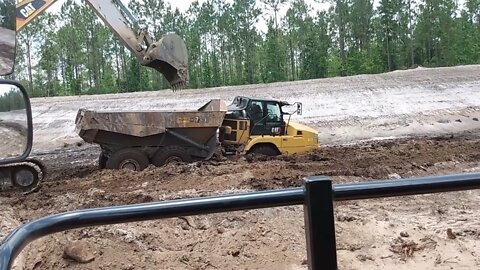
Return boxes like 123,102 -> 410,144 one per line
152,146 -> 192,167
105,148 -> 150,171
249,145 -> 280,157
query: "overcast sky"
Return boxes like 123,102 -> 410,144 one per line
0,84 -> 17,96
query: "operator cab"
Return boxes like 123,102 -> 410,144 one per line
221,96 -> 309,156
226,96 -> 292,136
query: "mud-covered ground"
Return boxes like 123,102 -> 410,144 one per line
1,132 -> 479,270
0,65 -> 479,269
0,110 -> 29,158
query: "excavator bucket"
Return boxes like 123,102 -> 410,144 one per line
143,33 -> 189,91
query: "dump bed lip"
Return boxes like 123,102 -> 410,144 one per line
79,109 -> 206,113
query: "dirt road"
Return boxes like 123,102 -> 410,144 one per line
0,121 -> 27,157
0,65 -> 479,269
0,132 -> 478,270
0,111 -> 29,157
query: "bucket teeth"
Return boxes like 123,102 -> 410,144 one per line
171,81 -> 187,92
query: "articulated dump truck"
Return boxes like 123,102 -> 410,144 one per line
75,97 -> 320,171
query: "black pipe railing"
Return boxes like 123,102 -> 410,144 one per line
1,172 -> 479,270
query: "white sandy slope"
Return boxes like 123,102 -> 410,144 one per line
29,65 -> 480,152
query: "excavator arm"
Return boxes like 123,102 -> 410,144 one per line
15,0 -> 189,91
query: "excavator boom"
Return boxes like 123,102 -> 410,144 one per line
15,0 -> 189,91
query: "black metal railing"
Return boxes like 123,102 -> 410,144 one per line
1,173 -> 480,270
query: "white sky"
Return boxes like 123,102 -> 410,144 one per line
0,84 -> 18,96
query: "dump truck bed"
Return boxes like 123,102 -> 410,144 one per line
75,99 -> 227,145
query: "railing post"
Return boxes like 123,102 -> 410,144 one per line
303,176 -> 338,270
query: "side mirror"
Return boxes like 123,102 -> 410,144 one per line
0,0 -> 16,76
296,103 -> 302,115
0,80 -> 33,165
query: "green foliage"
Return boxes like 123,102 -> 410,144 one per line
327,52 -> 342,77
11,0 -> 480,97
0,87 -> 25,112
263,21 -> 287,83
300,15 -> 330,79
0,0 -> 15,29
124,56 -> 151,92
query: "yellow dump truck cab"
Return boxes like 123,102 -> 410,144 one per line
220,96 -> 319,156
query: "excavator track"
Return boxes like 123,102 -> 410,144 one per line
0,158 -> 46,194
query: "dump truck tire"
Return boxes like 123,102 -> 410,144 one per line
98,152 -> 108,169
152,146 -> 192,167
249,144 -> 279,156
105,148 -> 150,171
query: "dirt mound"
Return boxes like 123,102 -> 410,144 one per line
4,134 -> 479,211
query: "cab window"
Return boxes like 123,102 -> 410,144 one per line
266,102 -> 281,122
248,100 -> 264,121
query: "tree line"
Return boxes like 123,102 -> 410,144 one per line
0,87 -> 25,112
0,0 -> 15,29
8,0 -> 480,97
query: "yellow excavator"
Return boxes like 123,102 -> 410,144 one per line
16,0 -> 189,91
